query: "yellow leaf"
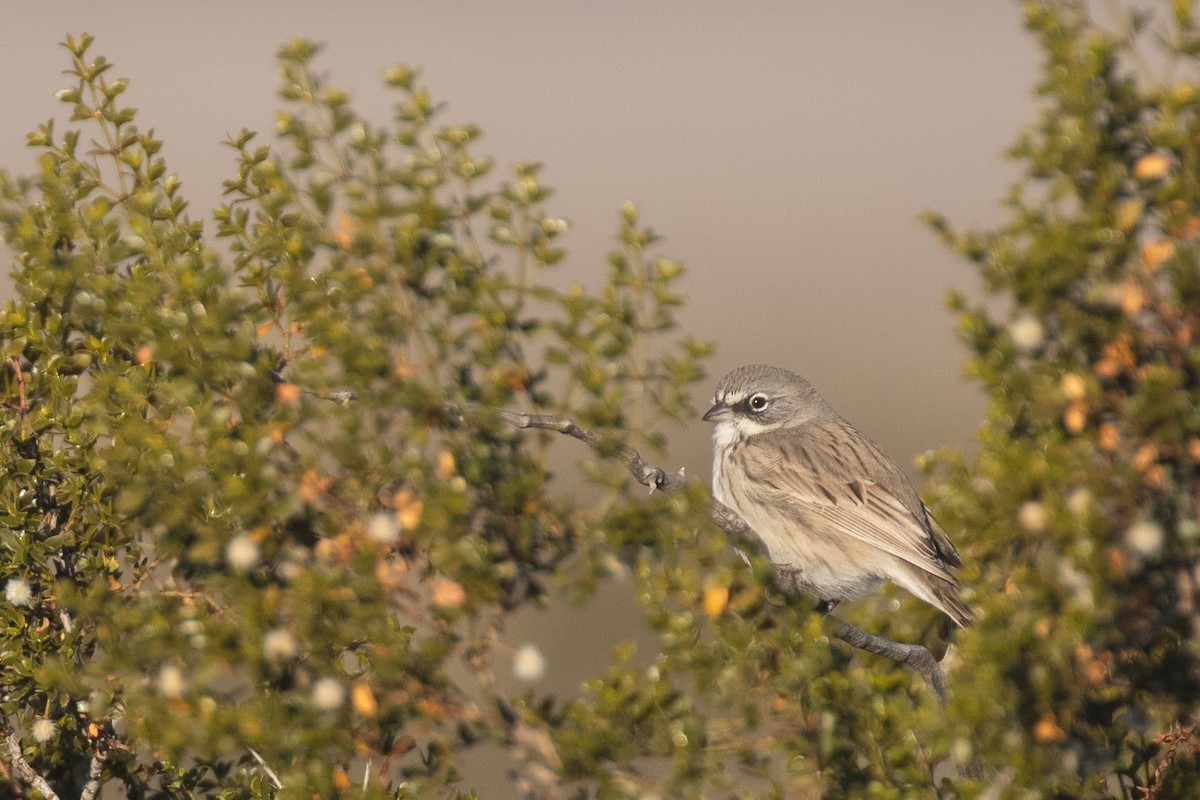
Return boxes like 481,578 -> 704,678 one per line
1059,372 -> 1086,402
1119,279 -> 1144,318
702,585 -> 729,619
415,697 -> 450,719
394,489 -> 424,530
351,682 -> 378,717
375,556 -> 409,591
435,450 -> 456,480
1063,403 -> 1087,434
1132,442 -> 1158,473
334,212 -> 355,249
1142,239 -> 1175,272
1133,152 -> 1171,180
1033,712 -> 1067,743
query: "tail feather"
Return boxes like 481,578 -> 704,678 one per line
930,579 -> 973,629
901,568 -> 972,629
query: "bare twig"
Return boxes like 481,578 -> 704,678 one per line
492,408 -> 686,493
8,357 -> 29,440
248,747 -> 284,790
489,405 -> 950,702
79,749 -> 105,800
2,726 -> 61,800
1140,723 -> 1199,799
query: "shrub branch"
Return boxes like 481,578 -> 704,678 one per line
1,724 -> 61,800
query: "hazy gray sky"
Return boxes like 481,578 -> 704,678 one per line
1,3 -> 1040,478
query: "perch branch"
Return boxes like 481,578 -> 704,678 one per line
493,408 -> 687,493
79,748 -> 105,800
1,725 -> 61,800
831,618 -> 947,703
491,406 -> 949,703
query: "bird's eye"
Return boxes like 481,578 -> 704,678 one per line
748,393 -> 769,412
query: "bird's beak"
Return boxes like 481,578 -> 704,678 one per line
702,401 -> 730,423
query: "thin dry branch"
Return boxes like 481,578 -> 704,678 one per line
494,408 -> 687,493
492,405 -> 950,703
248,747 -> 284,790
80,749 -> 105,800
2,726 -> 61,800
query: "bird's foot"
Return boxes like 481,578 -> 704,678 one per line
814,599 -> 840,615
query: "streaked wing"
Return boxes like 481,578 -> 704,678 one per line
742,419 -> 958,582
922,508 -> 962,568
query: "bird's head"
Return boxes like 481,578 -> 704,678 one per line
703,364 -> 833,436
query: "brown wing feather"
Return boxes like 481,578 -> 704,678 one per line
743,417 -> 959,583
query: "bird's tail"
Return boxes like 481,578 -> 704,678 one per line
896,566 -> 973,630
929,578 -> 973,629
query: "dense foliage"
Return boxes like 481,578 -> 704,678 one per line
3,2 -> 1200,798
925,2 -> 1200,796
0,33 -> 717,799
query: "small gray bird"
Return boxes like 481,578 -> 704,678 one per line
704,364 -> 971,627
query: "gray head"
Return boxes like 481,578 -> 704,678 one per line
702,364 -> 834,433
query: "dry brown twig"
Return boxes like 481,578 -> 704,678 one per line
1139,723 -> 1199,799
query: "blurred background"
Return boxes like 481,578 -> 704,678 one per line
1,3 -> 1040,790
1,3 -> 1040,476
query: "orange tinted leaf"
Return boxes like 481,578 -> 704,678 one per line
275,382 -> 302,406
435,450 -> 456,480
1133,152 -> 1170,180
1063,403 -> 1087,434
1033,712 -> 1067,742
1142,239 -> 1175,271
334,212 -> 355,249
394,489 -> 423,530
1060,373 -> 1086,401
431,578 -> 465,608
351,682 -> 378,717
299,470 -> 332,503
1133,443 -> 1158,472
1119,280 -> 1144,318
1098,422 -> 1120,452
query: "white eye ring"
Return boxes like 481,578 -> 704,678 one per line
748,393 -> 769,412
